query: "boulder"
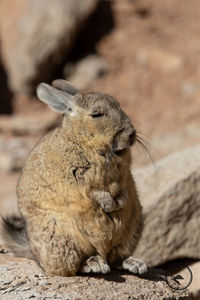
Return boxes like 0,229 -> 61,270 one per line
136,47 -> 183,72
0,136 -> 35,173
133,144 -> 200,266
0,0 -> 99,93
64,54 -> 109,89
0,111 -> 58,135
0,254 -> 188,299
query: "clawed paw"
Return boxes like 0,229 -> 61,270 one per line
80,255 -> 110,274
122,257 -> 147,274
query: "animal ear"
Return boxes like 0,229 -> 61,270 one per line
52,79 -> 80,95
36,83 -> 76,114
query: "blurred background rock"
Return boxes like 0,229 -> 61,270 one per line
0,0 -> 200,298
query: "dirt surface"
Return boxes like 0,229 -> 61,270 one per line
0,253 -> 189,300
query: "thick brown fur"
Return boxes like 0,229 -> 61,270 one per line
1,81 -> 146,276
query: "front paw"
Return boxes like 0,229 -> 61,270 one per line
91,191 -> 117,212
100,193 -> 117,212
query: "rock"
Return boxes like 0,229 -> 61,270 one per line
0,136 -> 35,173
133,144 -> 200,267
0,0 -> 99,93
0,254 -> 188,299
188,261 -> 200,298
136,47 -> 183,72
0,170 -> 18,217
132,122 -> 200,169
182,82 -> 198,96
0,111 -> 58,135
64,54 -> 109,89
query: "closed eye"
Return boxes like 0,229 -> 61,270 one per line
90,113 -> 104,118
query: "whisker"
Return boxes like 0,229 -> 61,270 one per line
135,134 -> 158,182
136,136 -> 154,164
136,132 -> 163,161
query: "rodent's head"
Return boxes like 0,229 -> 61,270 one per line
37,80 -> 136,153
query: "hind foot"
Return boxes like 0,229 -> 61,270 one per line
80,255 -> 110,274
113,256 -> 147,275
122,257 -> 147,274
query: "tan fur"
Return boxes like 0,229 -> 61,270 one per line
7,82 -> 144,276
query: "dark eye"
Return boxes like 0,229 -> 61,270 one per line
90,113 -> 104,118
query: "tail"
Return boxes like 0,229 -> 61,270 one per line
0,215 -> 33,259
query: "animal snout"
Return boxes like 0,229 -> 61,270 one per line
129,129 -> 136,146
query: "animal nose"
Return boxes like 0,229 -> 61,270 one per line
129,130 -> 136,146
